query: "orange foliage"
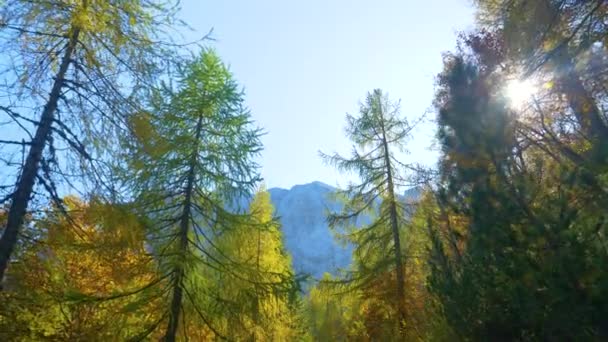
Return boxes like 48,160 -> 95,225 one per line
1,196 -> 162,341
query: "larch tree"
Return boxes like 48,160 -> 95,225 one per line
320,89 -> 417,337
124,49 -> 264,341
0,196 -> 159,340
306,273 -> 356,341
0,0 -> 185,282
209,188 -> 303,341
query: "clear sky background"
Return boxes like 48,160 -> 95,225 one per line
178,0 -> 475,189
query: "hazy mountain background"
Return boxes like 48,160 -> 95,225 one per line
268,181 -> 349,280
264,181 -> 420,279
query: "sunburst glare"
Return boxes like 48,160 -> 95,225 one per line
505,79 -> 537,107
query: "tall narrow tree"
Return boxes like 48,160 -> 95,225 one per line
321,89 -> 416,336
0,0 -> 183,282
209,188 -> 302,340
125,50 -> 263,341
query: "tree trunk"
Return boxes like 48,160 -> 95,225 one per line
163,114 -> 203,341
251,226 -> 261,342
379,115 -> 407,336
164,267 -> 185,342
0,27 -> 81,284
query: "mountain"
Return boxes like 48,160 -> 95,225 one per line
267,181 -> 421,280
268,181 -> 351,280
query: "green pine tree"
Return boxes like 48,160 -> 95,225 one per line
125,49 -> 263,341
320,89 -> 417,338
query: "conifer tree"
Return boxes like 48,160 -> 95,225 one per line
210,188 -> 303,341
125,49 -> 265,340
429,28 -> 608,340
0,0 -> 184,282
321,89 -> 417,337
307,275 -> 352,341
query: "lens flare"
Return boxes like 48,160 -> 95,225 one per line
505,79 -> 536,107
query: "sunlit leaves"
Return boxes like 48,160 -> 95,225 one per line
0,198 -> 159,340
124,49 -> 266,339
208,189 -> 303,340
430,22 -> 608,340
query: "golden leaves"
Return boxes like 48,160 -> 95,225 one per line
2,196 -> 159,339
129,111 -> 168,159
72,8 -> 93,30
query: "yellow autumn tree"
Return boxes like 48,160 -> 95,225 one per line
0,196 -> 161,341
305,191 -> 451,342
206,188 -> 305,340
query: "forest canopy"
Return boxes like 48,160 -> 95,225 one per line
1,0 -> 608,341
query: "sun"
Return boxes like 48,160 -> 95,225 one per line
505,79 -> 537,107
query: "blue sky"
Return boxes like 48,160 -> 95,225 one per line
179,0 -> 475,189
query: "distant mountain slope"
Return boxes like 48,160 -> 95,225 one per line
267,181 -> 421,280
268,181 -> 351,280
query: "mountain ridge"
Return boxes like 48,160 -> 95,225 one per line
265,181 -> 420,279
